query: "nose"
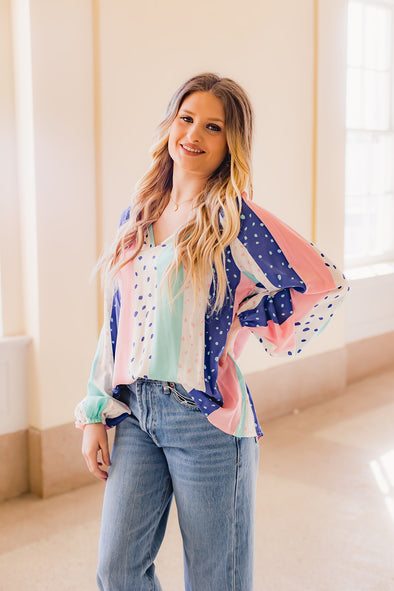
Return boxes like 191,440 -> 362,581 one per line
186,123 -> 203,143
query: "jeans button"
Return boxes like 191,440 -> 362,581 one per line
169,382 -> 175,387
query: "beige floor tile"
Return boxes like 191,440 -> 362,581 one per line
1,368 -> 393,590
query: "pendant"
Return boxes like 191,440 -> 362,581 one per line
173,203 -> 179,212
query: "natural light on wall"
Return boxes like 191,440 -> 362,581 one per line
345,0 -> 394,270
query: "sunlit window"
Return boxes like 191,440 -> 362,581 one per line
345,0 -> 394,269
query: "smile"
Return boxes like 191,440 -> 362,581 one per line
181,144 -> 205,154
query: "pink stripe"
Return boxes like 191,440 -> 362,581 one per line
209,356 -> 243,435
112,259 -> 135,387
251,319 -> 295,352
232,274 -> 257,359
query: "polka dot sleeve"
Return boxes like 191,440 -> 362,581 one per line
231,197 -> 349,357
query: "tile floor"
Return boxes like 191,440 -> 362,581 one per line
1,368 -> 394,591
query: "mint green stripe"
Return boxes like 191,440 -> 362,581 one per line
87,330 -> 106,398
84,330 -> 113,422
82,397 -> 110,423
149,244 -> 184,379
82,328 -> 113,423
229,354 -> 248,437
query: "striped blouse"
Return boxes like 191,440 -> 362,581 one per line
74,195 -> 349,438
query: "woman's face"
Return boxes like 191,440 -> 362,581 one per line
168,91 -> 228,179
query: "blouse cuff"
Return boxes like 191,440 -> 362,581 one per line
74,395 -> 131,429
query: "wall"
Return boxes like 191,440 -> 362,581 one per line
0,0 -> 24,336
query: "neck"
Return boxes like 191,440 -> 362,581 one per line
171,164 -> 208,204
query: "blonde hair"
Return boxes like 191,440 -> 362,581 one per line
100,73 -> 254,312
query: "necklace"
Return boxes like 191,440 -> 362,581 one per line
169,193 -> 195,212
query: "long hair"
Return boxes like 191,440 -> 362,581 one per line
99,73 -> 254,312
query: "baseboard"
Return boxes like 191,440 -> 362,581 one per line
28,423 -> 97,498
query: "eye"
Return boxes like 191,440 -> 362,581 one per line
180,115 -> 193,123
207,123 -> 222,132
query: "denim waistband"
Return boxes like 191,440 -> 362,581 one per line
132,377 -> 181,390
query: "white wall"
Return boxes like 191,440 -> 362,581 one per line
346,272 -> 394,343
9,0 -> 98,430
0,0 -> 24,337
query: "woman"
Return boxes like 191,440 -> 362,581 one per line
75,73 -> 348,591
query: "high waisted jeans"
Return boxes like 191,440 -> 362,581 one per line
96,379 -> 259,591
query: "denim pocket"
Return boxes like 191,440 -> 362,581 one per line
170,385 -> 200,412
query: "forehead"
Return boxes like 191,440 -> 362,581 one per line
180,91 -> 225,121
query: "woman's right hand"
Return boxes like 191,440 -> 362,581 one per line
82,423 -> 111,481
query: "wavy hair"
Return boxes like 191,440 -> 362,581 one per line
99,73 -> 254,312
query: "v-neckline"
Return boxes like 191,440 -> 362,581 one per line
148,224 -> 177,248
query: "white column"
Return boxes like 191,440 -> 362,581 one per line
11,0 -> 99,431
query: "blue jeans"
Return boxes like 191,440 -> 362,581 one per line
96,379 -> 259,591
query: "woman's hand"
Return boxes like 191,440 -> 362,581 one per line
82,423 -> 111,481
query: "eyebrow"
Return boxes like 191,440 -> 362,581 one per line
180,109 -> 225,124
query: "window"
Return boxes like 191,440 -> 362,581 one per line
345,0 -> 394,269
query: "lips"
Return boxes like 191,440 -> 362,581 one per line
180,143 -> 205,154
